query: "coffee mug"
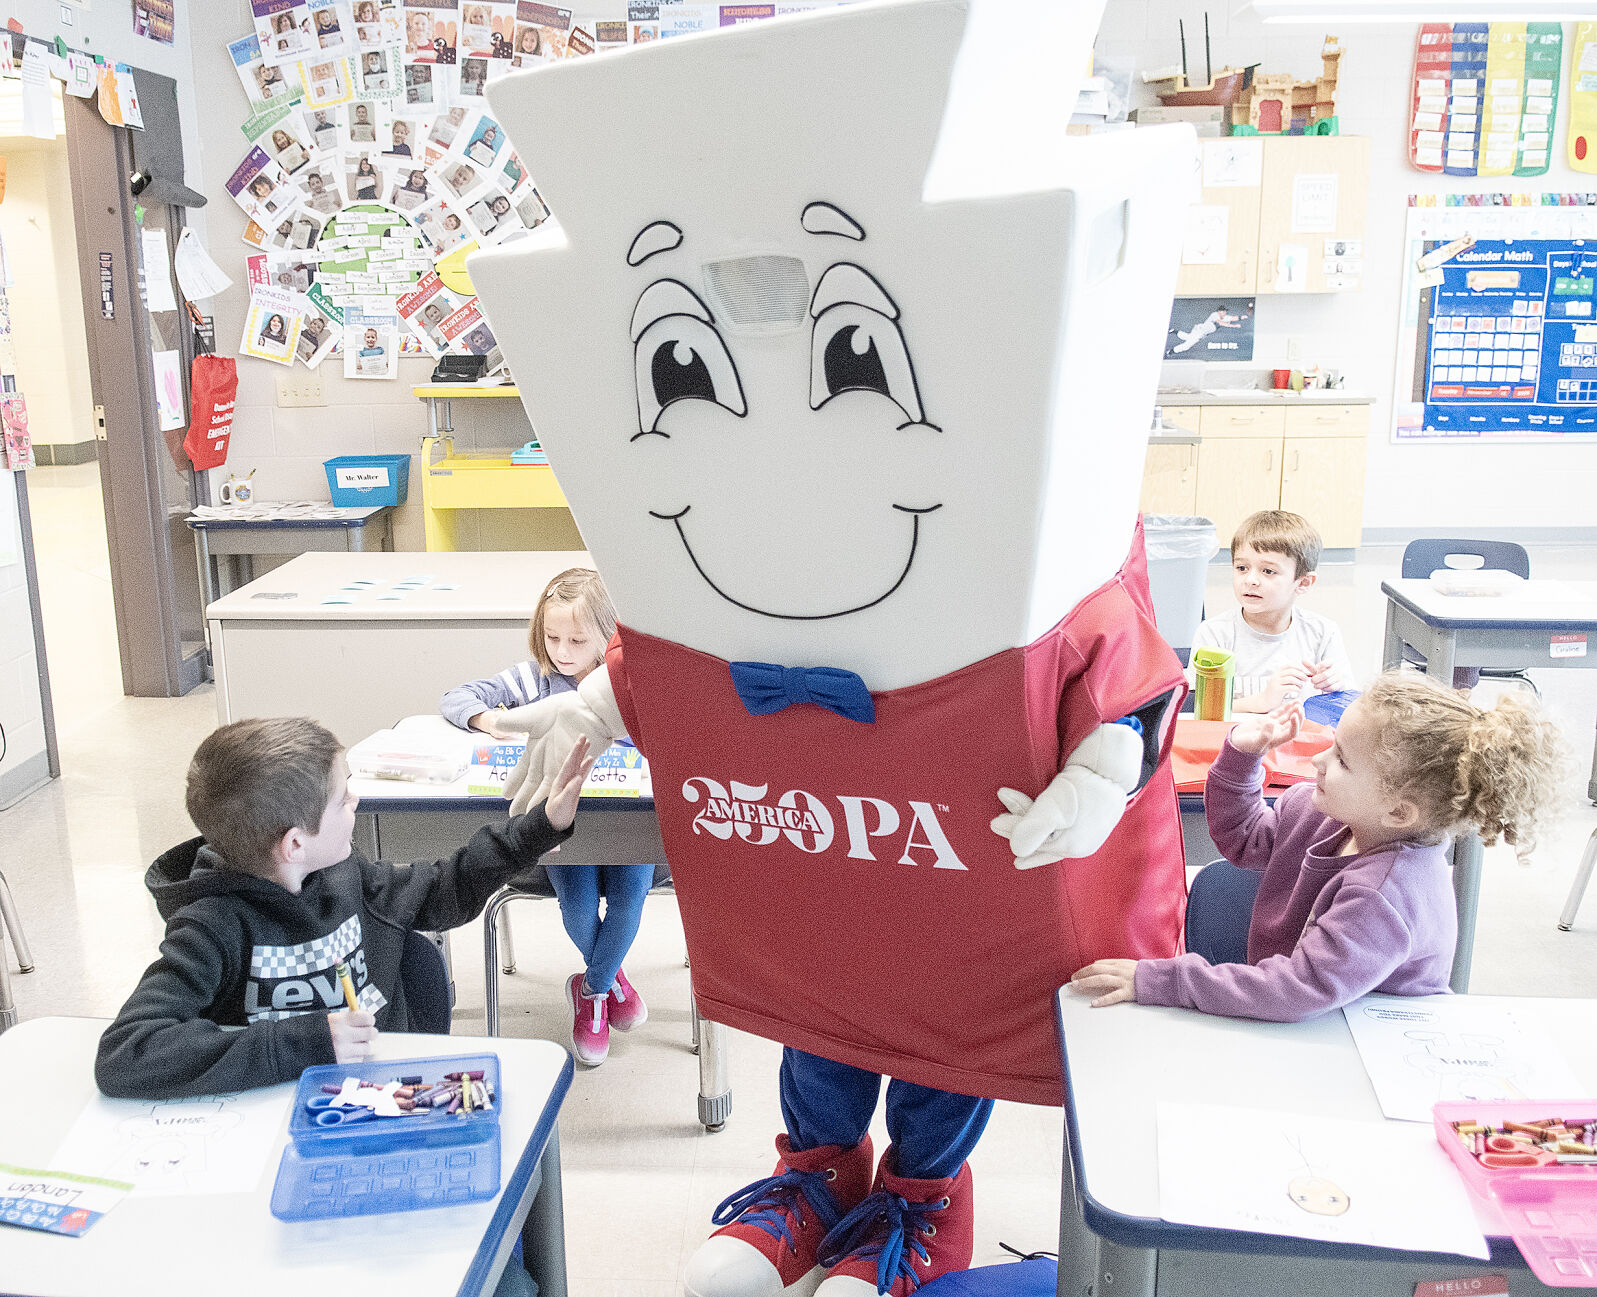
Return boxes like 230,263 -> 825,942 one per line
219,473 -> 255,505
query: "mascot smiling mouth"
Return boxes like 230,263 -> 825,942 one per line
650,502 -> 942,621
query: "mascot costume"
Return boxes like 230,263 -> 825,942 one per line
472,2 -> 1197,1292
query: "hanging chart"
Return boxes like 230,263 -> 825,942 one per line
1410,22 -> 1561,178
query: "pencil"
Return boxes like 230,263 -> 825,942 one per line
336,961 -> 359,1012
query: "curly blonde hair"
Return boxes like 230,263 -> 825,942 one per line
1360,672 -> 1568,860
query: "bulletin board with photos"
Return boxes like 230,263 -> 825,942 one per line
1394,194 -> 1597,442
226,1 -> 842,376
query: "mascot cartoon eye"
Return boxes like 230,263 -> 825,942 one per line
633,314 -> 747,436
809,302 -> 923,426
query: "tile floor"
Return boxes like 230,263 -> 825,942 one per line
4,464 -> 1597,1292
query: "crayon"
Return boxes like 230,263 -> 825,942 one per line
336,961 -> 359,1012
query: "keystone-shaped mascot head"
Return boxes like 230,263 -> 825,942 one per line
473,0 -> 1195,690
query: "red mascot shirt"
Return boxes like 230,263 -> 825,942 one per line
608,528 -> 1187,1105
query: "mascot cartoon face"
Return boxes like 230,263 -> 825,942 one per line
473,0 -> 1194,689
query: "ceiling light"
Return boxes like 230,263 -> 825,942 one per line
1250,1 -> 1593,21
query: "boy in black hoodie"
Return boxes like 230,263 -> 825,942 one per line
96,717 -> 593,1099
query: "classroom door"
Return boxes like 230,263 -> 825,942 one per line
62,88 -> 205,697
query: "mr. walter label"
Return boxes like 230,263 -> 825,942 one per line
335,465 -> 391,491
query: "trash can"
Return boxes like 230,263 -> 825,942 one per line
1142,515 -> 1219,654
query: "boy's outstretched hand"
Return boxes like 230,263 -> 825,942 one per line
541,735 -> 596,831
1069,959 -> 1139,1008
1229,700 -> 1304,756
329,1009 -> 377,1063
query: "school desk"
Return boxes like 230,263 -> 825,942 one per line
0,1016 -> 573,1297
347,718 -> 733,1133
1382,577 -> 1597,944
1054,989 -> 1597,1297
205,549 -> 591,748
187,503 -> 393,612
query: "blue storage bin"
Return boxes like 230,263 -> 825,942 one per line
271,1052 -> 501,1221
323,454 -> 411,507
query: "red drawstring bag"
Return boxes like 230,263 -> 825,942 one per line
183,351 -> 238,472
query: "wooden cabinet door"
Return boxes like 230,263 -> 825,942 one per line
1278,436 -> 1366,548
1140,443 -> 1199,516
1256,135 -> 1370,295
1174,168 -> 1263,297
1194,436 -> 1283,550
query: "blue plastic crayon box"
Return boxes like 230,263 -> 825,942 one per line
271,1053 -> 501,1221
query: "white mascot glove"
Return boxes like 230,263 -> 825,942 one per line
989,722 -> 1144,870
499,665 -> 626,815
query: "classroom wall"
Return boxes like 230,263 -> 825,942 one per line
170,3 -> 1597,543
0,136 -> 96,451
1097,0 -> 1597,536
188,1 -> 572,553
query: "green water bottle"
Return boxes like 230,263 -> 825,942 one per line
1191,648 -> 1235,721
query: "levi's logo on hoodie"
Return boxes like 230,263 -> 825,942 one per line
241,914 -> 389,1021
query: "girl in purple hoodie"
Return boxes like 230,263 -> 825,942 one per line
1071,672 -> 1566,1022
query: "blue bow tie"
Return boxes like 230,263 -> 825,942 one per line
728,661 -> 876,724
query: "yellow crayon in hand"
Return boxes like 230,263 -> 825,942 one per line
336,961 -> 359,1012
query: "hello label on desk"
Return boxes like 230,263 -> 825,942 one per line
1552,633 -> 1589,659
334,466 -> 391,491
1413,1278 -> 1507,1297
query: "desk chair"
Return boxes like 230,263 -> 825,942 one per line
1185,857 -> 1476,993
400,928 -> 453,1034
1557,714 -> 1597,932
0,871 -> 34,1035
1400,538 -> 1537,695
481,865 -> 734,1130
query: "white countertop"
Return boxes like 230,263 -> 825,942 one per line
205,551 -> 593,622
1156,390 -> 1375,405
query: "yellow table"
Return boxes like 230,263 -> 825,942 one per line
414,384 -> 571,552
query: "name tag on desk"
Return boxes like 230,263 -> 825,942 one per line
466,740 -> 525,797
583,743 -> 650,798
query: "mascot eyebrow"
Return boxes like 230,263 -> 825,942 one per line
627,221 -> 684,267
623,203 -> 865,270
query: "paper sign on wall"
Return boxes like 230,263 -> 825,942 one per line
1275,243 -> 1309,292
1181,205 -> 1229,265
141,229 -> 177,312
1291,173 -> 1339,233
1201,137 -> 1262,189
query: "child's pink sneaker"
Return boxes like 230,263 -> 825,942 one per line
566,973 -> 609,1066
606,967 -> 648,1032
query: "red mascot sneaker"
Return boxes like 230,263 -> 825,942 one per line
565,972 -> 609,1067
813,1150 -> 974,1296
684,1134 -> 875,1297
605,966 -> 647,1032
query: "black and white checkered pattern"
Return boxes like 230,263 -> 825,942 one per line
249,914 -> 364,979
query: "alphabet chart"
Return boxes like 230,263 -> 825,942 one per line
1410,22 -> 1562,177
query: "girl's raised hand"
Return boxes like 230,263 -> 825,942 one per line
1229,700 -> 1304,756
540,735 -> 596,831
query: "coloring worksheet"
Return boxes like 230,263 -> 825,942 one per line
49,1088 -> 288,1198
1344,994 -> 1584,1123
1156,1101 -> 1489,1259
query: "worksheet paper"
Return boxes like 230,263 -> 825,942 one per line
1156,1101 -> 1490,1260
1344,994 -> 1584,1124
50,1087 -> 288,1198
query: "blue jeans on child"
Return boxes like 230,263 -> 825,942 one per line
546,863 -> 654,995
779,1046 -> 993,1180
